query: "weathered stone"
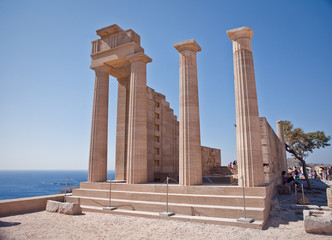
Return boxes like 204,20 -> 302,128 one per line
227,27 -> 264,187
58,202 -> 82,215
327,188 -> 332,208
46,200 -> 60,213
126,53 -> 151,184
174,39 -> 202,186
276,121 -> 287,171
88,67 -> 110,182
304,210 -> 332,234
277,185 -> 291,195
297,194 -> 310,205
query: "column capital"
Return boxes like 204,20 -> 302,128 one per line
91,65 -> 112,74
227,27 -> 253,41
174,39 -> 201,53
276,120 -> 283,125
126,53 -> 152,64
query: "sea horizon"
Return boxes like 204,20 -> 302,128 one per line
0,170 -> 115,201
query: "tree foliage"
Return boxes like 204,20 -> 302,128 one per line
281,121 -> 331,159
280,120 -> 331,189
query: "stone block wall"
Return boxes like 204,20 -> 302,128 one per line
0,194 -> 65,217
260,117 -> 285,185
147,87 -> 179,182
146,87 -> 221,182
201,146 -> 221,175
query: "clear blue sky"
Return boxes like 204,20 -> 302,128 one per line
0,0 -> 331,170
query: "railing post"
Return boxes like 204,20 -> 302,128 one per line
237,176 -> 254,223
295,183 -> 297,204
64,176 -> 68,202
103,177 -> 117,211
159,176 -> 175,216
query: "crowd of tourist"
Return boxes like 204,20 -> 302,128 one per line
287,166 -> 332,180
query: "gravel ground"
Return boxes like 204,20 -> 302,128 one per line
1,180 -> 331,240
0,210 -> 330,240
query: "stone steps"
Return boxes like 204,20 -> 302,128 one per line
79,182 -> 266,197
211,166 -> 233,175
80,205 -> 264,229
69,182 -> 270,228
71,188 -> 265,207
68,196 -> 264,220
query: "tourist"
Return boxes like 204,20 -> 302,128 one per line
323,168 -> 327,180
318,167 -> 323,179
282,171 -> 295,185
294,167 -> 299,180
228,162 -> 232,169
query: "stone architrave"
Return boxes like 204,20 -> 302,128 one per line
126,53 -> 152,184
88,67 -> 110,182
277,120 -> 287,171
227,27 -> 264,187
174,39 -> 202,186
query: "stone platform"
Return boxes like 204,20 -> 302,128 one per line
67,182 -> 274,229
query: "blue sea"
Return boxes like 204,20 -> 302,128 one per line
0,170 -> 115,200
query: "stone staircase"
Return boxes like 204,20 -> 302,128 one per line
203,166 -> 238,184
67,182 -> 271,229
211,166 -> 233,175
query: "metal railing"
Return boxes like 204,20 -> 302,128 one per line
103,177 -> 117,210
159,176 -> 177,216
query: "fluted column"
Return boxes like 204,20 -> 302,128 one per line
277,120 -> 287,171
88,68 -> 110,182
126,53 -> 152,184
115,77 -> 130,180
227,27 -> 264,187
174,39 -> 202,186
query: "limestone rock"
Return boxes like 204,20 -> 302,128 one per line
46,200 -> 60,213
304,210 -> 332,234
327,188 -> 332,208
278,185 -> 291,195
58,202 -> 82,215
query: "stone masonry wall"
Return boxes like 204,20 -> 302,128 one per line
147,87 -> 179,182
201,146 -> 221,175
146,87 -> 220,182
260,117 -> 284,185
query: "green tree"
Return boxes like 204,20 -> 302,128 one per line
280,121 -> 331,189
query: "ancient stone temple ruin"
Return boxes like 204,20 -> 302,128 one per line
69,24 -> 287,229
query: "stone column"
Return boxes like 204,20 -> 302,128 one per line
88,68 -> 110,182
227,27 -> 264,187
115,77 -> 130,180
277,121 -> 285,143
277,120 -> 287,171
126,53 -> 152,184
174,39 -> 202,186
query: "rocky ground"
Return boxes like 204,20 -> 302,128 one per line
0,180 -> 331,240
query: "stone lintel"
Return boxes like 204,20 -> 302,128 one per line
96,24 -> 123,37
90,64 -> 113,74
227,27 -> 253,41
174,39 -> 201,53
126,52 -> 152,64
